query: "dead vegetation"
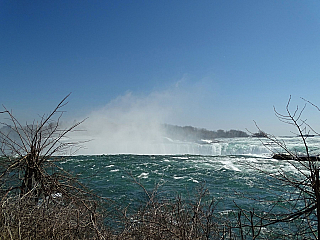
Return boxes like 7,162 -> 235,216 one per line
0,94 -> 109,239
117,177 -> 234,240
234,96 -> 320,239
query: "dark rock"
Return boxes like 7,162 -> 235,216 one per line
272,153 -> 320,161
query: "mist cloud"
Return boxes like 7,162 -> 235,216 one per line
74,89 -> 182,155
69,78 -> 249,155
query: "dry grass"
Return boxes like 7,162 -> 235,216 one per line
0,193 -> 110,240
0,185 -> 235,240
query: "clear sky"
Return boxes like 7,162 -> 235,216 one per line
1,0 -> 320,136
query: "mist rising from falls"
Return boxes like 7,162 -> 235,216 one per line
69,91 -> 268,156
71,91 -> 172,155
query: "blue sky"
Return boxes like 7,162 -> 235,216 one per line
1,0 -> 320,135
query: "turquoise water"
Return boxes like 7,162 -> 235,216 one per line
58,137 -> 320,206
58,136 -> 320,237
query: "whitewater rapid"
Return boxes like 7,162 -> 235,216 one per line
77,137 -> 275,155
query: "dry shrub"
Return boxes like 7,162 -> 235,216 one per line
0,191 -> 111,240
0,95 -> 112,240
117,182 -> 233,240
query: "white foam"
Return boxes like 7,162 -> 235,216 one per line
105,164 -> 115,168
138,172 -> 149,179
221,160 -> 241,172
173,176 -> 185,180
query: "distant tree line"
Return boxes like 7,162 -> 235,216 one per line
162,124 -> 249,142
